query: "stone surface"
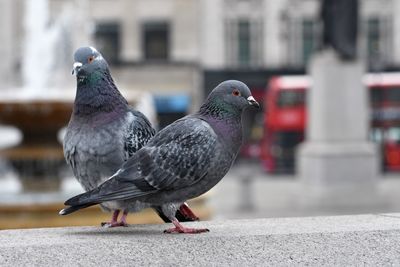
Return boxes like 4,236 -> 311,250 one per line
1,213 -> 400,266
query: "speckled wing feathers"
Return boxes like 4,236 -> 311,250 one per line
122,117 -> 217,191
123,108 -> 155,159
65,117 -> 217,205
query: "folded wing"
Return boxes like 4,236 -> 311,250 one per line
64,117 -> 217,207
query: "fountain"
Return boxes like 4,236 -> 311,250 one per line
0,0 -> 187,229
0,0 -> 156,192
0,0 -> 74,192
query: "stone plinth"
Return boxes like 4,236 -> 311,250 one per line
1,214 -> 400,266
297,50 -> 379,191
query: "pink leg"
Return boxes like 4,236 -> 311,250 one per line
164,218 -> 209,234
101,210 -> 125,228
117,210 -> 129,227
179,202 -> 199,221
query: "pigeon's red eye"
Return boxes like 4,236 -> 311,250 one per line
232,89 -> 241,96
88,56 -> 95,63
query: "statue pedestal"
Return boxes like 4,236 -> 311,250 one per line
297,50 -> 380,206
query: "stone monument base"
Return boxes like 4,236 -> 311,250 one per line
297,50 -> 380,206
298,142 -> 379,190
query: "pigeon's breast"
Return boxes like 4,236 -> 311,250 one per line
190,140 -> 236,194
64,118 -> 126,190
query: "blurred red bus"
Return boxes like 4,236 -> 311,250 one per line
261,73 -> 400,173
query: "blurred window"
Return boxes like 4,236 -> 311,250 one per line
286,17 -> 318,67
370,87 -> 400,106
365,16 -> 393,69
370,87 -> 385,106
367,18 -> 381,63
274,131 -> 303,148
370,128 -> 383,143
95,22 -> 120,64
143,22 -> 169,61
277,90 -> 305,107
238,20 -> 251,66
385,127 -> 400,143
225,18 -> 263,67
386,88 -> 400,104
302,19 -> 316,65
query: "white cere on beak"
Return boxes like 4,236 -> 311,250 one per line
73,62 -> 83,69
247,96 -> 256,102
72,62 -> 83,75
247,95 -> 260,108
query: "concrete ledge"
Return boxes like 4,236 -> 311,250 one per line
1,213 -> 400,266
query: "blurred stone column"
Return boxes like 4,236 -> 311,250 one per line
297,50 -> 379,192
297,0 -> 380,208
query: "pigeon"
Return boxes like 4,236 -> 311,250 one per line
60,80 -> 260,233
62,46 -> 198,227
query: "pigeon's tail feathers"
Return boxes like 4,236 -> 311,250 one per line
64,175 -> 156,207
59,203 -> 96,215
64,186 -> 143,207
64,188 -> 101,207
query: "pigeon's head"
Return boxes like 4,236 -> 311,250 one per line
205,80 -> 260,114
72,46 -> 108,82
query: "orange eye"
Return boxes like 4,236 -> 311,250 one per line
88,56 -> 95,63
232,89 -> 241,96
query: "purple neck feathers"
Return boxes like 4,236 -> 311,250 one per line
73,69 -> 128,117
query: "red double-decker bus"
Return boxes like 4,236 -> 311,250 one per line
261,73 -> 400,173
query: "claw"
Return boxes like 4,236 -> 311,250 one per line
163,218 -> 209,234
100,210 -> 128,228
101,221 -> 128,228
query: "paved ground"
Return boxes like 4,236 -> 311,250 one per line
1,213 -> 400,266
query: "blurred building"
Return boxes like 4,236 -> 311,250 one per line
1,0 -> 400,121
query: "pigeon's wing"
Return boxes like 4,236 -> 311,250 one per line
123,108 -> 156,159
65,116 -> 218,205
63,129 -> 86,182
63,134 -> 76,171
121,116 -> 218,191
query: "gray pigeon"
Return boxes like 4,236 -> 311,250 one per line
62,46 -> 198,227
60,80 -> 259,233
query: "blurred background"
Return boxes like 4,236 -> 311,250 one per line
1,0 -> 400,229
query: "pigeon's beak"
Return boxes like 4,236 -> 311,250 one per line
72,62 -> 83,75
247,96 -> 260,109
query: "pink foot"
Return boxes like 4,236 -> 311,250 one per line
100,210 -> 128,228
118,210 -> 129,227
179,202 -> 199,221
101,221 -> 128,228
163,218 -> 209,234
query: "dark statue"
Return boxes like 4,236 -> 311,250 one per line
321,0 -> 358,60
